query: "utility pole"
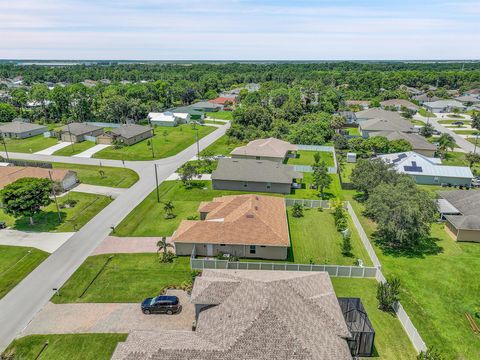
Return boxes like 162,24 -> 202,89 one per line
150,129 -> 155,159
0,133 -> 9,161
154,164 -> 160,203
48,171 -> 62,223
66,120 -> 75,153
474,133 -> 479,154
195,129 -> 200,160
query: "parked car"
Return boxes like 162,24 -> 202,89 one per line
432,130 -> 441,136
452,121 -> 464,126
141,295 -> 180,315
0,221 -> 6,229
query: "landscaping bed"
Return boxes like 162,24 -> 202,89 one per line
0,245 -> 49,299
52,254 -> 192,303
2,333 -> 127,360
92,124 -> 215,160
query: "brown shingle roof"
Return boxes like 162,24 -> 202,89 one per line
172,194 -> 289,247
0,166 -> 73,189
112,270 -> 352,360
230,137 -> 297,159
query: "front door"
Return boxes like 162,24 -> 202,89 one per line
207,244 -> 214,257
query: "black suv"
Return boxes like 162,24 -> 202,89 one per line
141,295 -> 180,315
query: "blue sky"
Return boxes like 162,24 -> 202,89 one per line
1,0 -> 479,60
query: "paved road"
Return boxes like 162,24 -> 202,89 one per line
414,114 -> 477,153
0,122 -> 229,351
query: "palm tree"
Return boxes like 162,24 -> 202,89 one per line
438,133 -> 456,157
157,236 -> 173,254
163,201 -> 175,219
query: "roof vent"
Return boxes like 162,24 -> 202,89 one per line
246,214 -> 254,218
254,206 -> 258,211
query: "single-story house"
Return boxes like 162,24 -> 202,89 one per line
437,190 -> 480,242
345,100 -> 371,109
208,96 -> 237,107
337,111 -> 357,124
212,158 -> 303,194
355,108 -> 407,123
170,106 -> 205,121
454,95 -> 480,105
369,131 -> 437,157
230,137 -> 298,163
424,100 -> 466,113
464,88 -> 480,97
378,151 -> 473,186
0,166 -> 78,191
172,194 -> 291,260
401,86 -> 423,95
112,269 -> 353,360
60,123 -> 104,143
359,117 -> 414,137
190,101 -> 223,112
412,94 -> 440,104
148,111 -> 190,127
380,99 -> 419,112
0,122 -> 47,139
96,124 -> 152,146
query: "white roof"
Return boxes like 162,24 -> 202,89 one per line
148,112 -> 176,123
378,151 -> 473,179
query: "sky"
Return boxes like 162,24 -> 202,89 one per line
1,0 -> 480,60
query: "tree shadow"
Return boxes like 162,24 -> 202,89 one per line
373,231 -> 444,259
12,211 -> 67,232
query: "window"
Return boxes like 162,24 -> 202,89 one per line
260,246 -> 266,248
220,244 -> 226,247
434,177 -> 439,183
256,156 -> 260,160
249,245 -> 256,254
243,182 -> 248,187
266,182 -> 271,189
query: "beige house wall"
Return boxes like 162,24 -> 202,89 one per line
445,221 -> 480,242
230,154 -> 284,163
414,149 -> 436,158
174,242 -> 288,260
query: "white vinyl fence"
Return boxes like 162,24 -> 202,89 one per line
285,198 -> 329,208
345,201 -> 427,353
295,144 -> 338,173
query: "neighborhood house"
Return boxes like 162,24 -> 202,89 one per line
230,137 -> 298,163
0,121 -> 47,139
60,123 -> 104,143
97,124 -> 152,146
0,166 -> 78,191
423,100 -> 466,113
212,158 -> 303,194
172,194 -> 291,260
370,131 -> 437,157
378,152 -> 473,186
380,99 -> 419,112
148,111 -> 190,127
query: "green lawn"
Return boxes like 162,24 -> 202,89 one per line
52,163 -> 139,188
3,135 -> 58,153
200,135 -> 246,156
443,151 -> 480,174
466,137 -> 480,146
409,119 -> 425,126
287,208 -> 372,265
438,119 -> 470,125
286,150 -> 335,167
344,194 -> 480,359
53,141 -> 96,156
115,176 -> 343,237
3,334 -> 127,360
288,173 -> 342,200
344,127 -> 361,136
53,254 -> 192,303
0,192 -> 112,232
453,129 -> 480,135
92,124 -> 215,161
340,162 -> 356,183
206,111 -> 233,120
332,278 -> 417,360
0,245 -> 49,299
418,108 -> 436,118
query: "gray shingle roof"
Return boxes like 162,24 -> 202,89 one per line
355,108 -> 406,122
230,137 -> 298,159
0,122 -> 47,134
112,270 -> 352,360
370,131 -> 437,151
212,158 -> 303,184
360,118 -> 413,132
61,122 -> 103,136
111,124 -> 151,139
445,215 -> 480,230
438,190 -> 480,216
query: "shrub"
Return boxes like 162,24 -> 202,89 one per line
417,347 -> 445,360
342,232 -> 352,256
291,203 -> 304,218
376,276 -> 401,312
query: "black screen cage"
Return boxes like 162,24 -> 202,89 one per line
338,297 -> 375,357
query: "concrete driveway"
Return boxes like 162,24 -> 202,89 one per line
0,230 -> 74,253
68,184 -> 126,199
20,290 -> 194,335
92,236 -> 161,255
34,142 -> 72,155
73,144 -> 111,158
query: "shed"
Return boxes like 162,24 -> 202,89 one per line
346,153 -> 357,163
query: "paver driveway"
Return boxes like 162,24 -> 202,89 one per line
21,290 -> 194,335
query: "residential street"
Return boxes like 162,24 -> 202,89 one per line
0,122 -> 229,352
413,114 -> 476,153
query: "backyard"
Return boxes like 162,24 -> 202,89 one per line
332,278 -> 417,360
206,110 -> 233,120
287,207 -> 372,266
344,193 -> 480,359
418,108 -> 436,118
285,150 -> 335,167
53,141 -> 96,156
52,163 -> 139,188
0,245 -> 49,299
52,254 -> 192,303
2,334 -> 127,360
92,124 -> 215,160
443,151 -> 480,174
3,135 -> 58,153
0,192 -> 112,232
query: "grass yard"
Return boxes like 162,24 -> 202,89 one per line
340,162 -> 356,183
286,150 -> 335,167
343,127 -> 361,136
288,173 -> 342,200
52,163 -> 139,188
409,119 -> 425,126
453,129 -> 480,135
0,192 -> 112,232
418,108 -> 436,118
53,141 -> 96,156
287,208 -> 372,266
3,135 -> 58,153
3,334 -> 127,360
0,245 -> 49,299
466,137 -> 480,146
206,111 -> 233,120
92,124 -> 215,161
344,194 -> 480,359
200,135 -> 246,156
438,119 -> 471,125
53,254 -> 192,303
443,151 -> 480,174
332,278 -> 417,360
